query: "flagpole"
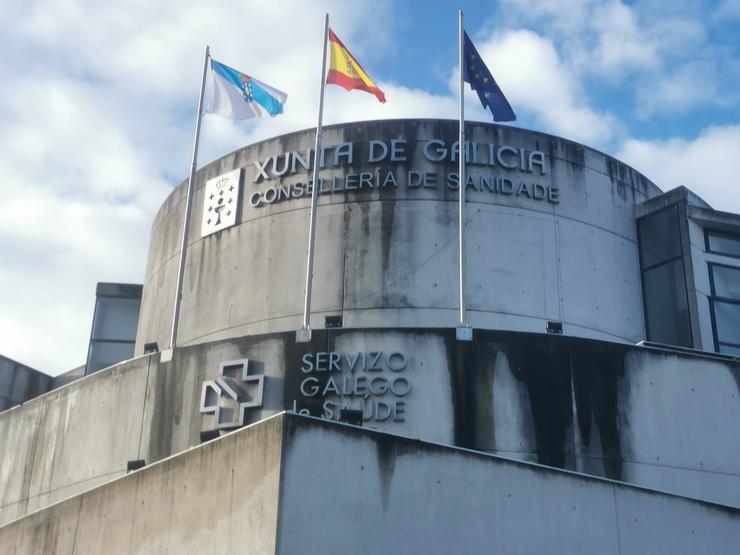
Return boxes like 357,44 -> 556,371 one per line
297,13 -> 330,343
168,45 -> 210,354
456,11 -> 472,341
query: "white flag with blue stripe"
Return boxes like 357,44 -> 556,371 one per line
205,58 -> 287,119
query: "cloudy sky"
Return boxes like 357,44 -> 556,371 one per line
1,0 -> 739,375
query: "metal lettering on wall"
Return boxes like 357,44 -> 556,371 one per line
290,350 -> 411,423
201,168 -> 242,237
249,139 -> 559,208
200,358 -> 264,430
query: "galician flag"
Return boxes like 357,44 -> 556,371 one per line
206,58 -> 287,119
326,29 -> 386,103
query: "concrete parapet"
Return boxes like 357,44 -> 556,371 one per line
1,413 -> 738,554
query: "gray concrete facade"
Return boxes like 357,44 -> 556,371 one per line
135,119 -> 661,354
3,328 -> 740,528
1,413 -> 738,554
0,414 -> 283,554
5,120 -> 740,550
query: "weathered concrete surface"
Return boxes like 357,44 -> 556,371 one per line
135,119 -> 661,355
0,414 -> 283,554
274,415 -> 740,554
138,334 -> 287,465
0,357 -> 150,527
3,329 -> 740,526
0,402 -> 43,524
0,335 -> 286,526
2,413 -> 738,554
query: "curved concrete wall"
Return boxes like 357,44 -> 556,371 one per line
135,119 -> 661,354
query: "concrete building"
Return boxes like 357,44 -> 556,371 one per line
1,119 -> 739,553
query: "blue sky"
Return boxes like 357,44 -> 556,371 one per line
1,0 -> 739,374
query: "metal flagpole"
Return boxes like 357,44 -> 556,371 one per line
168,45 -> 211,356
297,13 -> 330,343
456,11 -> 472,341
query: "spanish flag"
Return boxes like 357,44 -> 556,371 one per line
326,28 -> 386,103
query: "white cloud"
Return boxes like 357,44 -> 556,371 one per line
617,124 -> 740,211
462,29 -> 619,145
589,1 -> 660,76
634,61 -> 732,117
0,0 -> 737,376
0,0 -> 459,375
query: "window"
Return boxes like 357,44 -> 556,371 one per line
706,229 -> 740,258
85,284 -> 142,374
709,263 -> 740,354
637,205 -> 692,347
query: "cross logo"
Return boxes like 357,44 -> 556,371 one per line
200,358 -> 265,430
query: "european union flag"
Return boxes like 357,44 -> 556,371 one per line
463,32 -> 516,122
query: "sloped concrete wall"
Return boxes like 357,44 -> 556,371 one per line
0,414 -> 283,554
0,358 -> 150,526
3,414 -> 738,554
0,334 -> 287,526
276,415 -> 740,555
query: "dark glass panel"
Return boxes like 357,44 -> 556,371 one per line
713,301 -> 740,345
87,341 -> 135,374
643,259 -> 691,347
718,343 -> 740,356
638,206 -> 682,268
91,297 -> 141,341
712,265 -> 740,300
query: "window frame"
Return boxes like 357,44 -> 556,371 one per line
705,228 -> 740,260
84,289 -> 141,375
637,204 -> 693,347
708,261 -> 740,353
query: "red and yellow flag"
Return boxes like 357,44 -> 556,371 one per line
326,28 -> 386,103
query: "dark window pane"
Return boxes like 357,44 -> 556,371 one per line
713,301 -> 740,345
91,297 -> 141,341
87,341 -> 135,374
638,206 -> 682,268
718,344 -> 740,356
643,259 -> 691,347
712,265 -> 740,300
707,231 -> 740,257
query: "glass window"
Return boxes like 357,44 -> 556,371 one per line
638,206 -> 682,268
90,297 -> 141,341
711,265 -> 740,301
708,262 -> 740,353
87,341 -> 135,374
84,283 -> 142,375
713,300 -> 740,346
643,259 -> 692,347
706,230 -> 740,258
718,344 -> 740,356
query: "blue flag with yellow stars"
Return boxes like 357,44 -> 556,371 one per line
463,31 -> 516,122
